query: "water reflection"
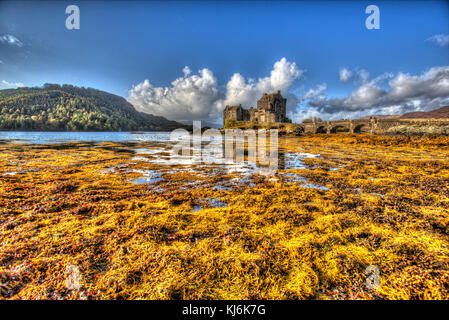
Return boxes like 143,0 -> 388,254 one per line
123,141 -> 332,191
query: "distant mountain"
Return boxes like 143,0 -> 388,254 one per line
0,84 -> 185,131
356,106 -> 449,121
400,106 -> 449,119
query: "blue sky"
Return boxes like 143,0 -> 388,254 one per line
1,0 -> 448,122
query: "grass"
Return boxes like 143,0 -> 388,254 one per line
0,134 -> 448,299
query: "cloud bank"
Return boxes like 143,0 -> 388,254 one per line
292,66 -> 449,122
128,58 -> 449,123
128,68 -> 223,121
128,58 -> 303,121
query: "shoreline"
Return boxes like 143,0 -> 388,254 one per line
1,134 -> 449,299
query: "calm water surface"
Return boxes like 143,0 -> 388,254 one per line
0,131 -> 172,144
0,131 -> 334,190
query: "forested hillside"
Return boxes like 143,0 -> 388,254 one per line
0,84 -> 184,131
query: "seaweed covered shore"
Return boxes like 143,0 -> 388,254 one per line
1,134 -> 449,299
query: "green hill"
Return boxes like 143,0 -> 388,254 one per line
0,84 -> 184,131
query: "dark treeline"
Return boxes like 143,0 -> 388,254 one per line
0,83 -> 183,131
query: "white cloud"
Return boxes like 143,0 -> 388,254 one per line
358,69 -> 370,82
339,68 -> 353,82
294,66 -> 449,121
128,68 -> 223,121
0,34 -> 23,47
223,58 -> 303,113
1,80 -> 25,89
128,58 -> 303,121
128,59 -> 449,123
339,67 -> 370,83
182,66 -> 191,77
428,34 -> 449,47
301,84 -> 327,100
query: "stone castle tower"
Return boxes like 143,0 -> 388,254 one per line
223,90 -> 289,126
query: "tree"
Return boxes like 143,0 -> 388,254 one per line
224,119 -> 236,128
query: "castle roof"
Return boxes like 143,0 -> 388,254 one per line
225,104 -> 242,111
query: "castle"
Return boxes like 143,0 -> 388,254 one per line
223,91 -> 290,126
